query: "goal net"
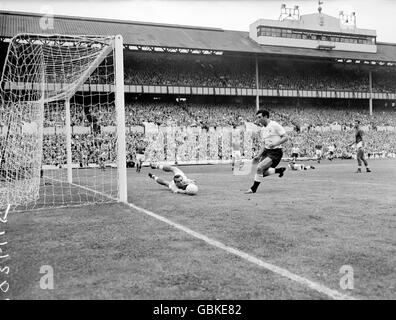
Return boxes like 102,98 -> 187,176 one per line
0,33 -> 127,212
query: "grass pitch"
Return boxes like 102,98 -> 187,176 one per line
4,159 -> 396,299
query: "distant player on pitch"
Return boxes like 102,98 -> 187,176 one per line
148,163 -> 198,195
245,109 -> 288,194
231,127 -> 242,172
135,139 -> 147,173
98,150 -> 107,171
314,144 -> 323,163
290,144 -> 300,162
347,121 -> 371,173
327,144 -> 336,161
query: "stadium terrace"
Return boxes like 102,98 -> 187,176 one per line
0,4 -> 396,301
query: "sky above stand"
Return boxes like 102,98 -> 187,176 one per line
1,0 -> 395,43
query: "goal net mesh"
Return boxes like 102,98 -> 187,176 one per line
0,34 -> 124,212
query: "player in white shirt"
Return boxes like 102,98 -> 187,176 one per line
148,163 -> 198,195
291,145 -> 300,162
288,161 -> 315,171
314,144 -> 323,163
245,109 -> 288,194
231,127 -> 242,172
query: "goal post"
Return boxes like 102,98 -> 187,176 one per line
114,35 -> 127,203
0,33 -> 128,212
64,98 -> 73,184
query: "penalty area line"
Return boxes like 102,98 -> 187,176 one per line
127,201 -> 356,300
47,176 -> 356,300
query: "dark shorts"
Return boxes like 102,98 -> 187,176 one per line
262,148 -> 283,168
291,153 -> 299,158
357,148 -> 365,159
329,151 -> 334,155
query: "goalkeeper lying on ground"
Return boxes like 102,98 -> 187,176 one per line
288,161 -> 315,171
148,163 -> 198,195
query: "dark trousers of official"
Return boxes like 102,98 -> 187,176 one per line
357,148 -> 368,167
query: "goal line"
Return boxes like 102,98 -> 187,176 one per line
46,175 -> 356,301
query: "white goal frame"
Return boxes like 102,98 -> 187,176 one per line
0,33 -> 128,210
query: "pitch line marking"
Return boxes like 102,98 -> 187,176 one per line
126,202 -> 356,300
46,176 -> 357,300
288,177 -> 396,188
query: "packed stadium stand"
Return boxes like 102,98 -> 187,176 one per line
1,10 -> 396,166
123,52 -> 396,93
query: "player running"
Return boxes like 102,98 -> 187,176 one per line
347,121 -> 371,173
245,109 -> 288,194
148,163 -> 198,195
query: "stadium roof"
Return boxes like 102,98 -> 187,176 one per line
1,10 -> 396,63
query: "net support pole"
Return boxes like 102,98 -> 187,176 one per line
65,99 -> 73,184
255,57 -> 259,111
368,69 -> 373,116
37,64 -> 46,186
114,34 -> 128,203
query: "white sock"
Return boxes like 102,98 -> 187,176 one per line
254,173 -> 264,182
266,168 -> 275,175
262,168 -> 276,177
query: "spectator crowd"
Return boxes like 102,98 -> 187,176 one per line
33,100 -> 396,166
121,53 -> 396,93
3,51 -> 396,167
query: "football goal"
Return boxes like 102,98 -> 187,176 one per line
0,33 -> 127,212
